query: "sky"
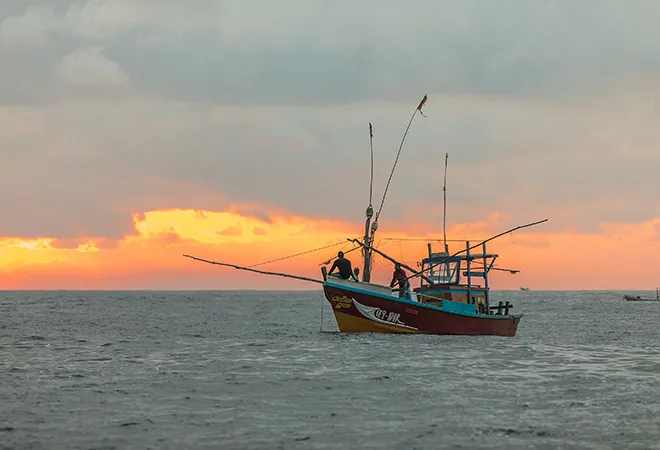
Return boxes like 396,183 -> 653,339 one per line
1,0 -> 660,290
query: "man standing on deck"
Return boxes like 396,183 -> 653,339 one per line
390,263 -> 410,299
328,251 -> 358,281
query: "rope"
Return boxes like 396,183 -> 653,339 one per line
249,240 -> 345,268
317,240 -> 360,266
319,290 -> 324,332
374,94 -> 427,223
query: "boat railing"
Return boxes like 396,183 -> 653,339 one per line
321,264 -> 512,315
321,267 -> 394,296
490,301 -> 513,315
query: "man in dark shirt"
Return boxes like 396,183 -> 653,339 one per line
328,251 -> 358,281
390,263 -> 410,298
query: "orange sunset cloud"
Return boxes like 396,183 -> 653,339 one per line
1,207 -> 658,290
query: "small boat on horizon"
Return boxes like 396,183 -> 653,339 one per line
623,288 -> 659,302
520,287 -> 530,291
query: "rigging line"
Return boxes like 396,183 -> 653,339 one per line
319,291 -> 324,332
318,241 -> 351,266
374,94 -> 428,222
248,240 -> 346,268
378,237 -> 471,242
317,239 -> 361,266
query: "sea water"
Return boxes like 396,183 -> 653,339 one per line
1,290 -> 659,449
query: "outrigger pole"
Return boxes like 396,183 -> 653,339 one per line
349,238 -> 435,285
472,265 -> 520,274
182,254 -> 323,284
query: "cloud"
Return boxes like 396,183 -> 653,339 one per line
57,46 -> 129,86
61,0 -> 219,40
1,92 -> 660,240
1,0 -> 660,281
3,1 -> 660,106
0,5 -> 63,48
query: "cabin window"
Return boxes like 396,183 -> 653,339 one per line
423,260 -> 459,285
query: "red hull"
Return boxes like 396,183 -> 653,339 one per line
323,284 -> 521,337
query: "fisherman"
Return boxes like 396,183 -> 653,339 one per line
390,263 -> 410,299
328,251 -> 359,281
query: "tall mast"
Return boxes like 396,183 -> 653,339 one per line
442,152 -> 449,253
362,122 -> 375,282
363,95 -> 428,282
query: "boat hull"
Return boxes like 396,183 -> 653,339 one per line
623,295 -> 660,302
323,282 -> 521,337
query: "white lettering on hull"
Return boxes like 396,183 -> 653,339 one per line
352,298 -> 418,330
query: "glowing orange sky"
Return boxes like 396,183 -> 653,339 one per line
1,207 -> 658,290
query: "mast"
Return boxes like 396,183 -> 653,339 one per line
362,123 -> 375,282
442,152 -> 449,254
363,95 -> 428,282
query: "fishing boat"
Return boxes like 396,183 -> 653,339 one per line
321,241 -> 524,336
520,287 -> 530,291
623,288 -> 659,302
184,95 -> 547,337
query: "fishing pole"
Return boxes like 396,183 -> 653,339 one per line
183,254 -> 323,284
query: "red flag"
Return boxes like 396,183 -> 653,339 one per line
417,94 -> 428,117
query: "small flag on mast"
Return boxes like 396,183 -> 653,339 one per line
417,94 -> 428,118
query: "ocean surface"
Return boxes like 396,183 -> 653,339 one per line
1,290 -> 660,450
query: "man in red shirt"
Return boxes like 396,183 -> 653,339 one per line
390,263 -> 410,299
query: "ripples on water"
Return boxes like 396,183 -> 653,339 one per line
1,290 -> 660,449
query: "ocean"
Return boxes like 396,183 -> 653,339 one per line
1,290 -> 659,450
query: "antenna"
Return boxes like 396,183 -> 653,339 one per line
442,152 -> 449,253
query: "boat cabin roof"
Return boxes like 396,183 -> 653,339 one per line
421,252 -> 499,266
421,255 -> 462,265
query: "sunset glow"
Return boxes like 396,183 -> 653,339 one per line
3,2 -> 660,291
1,207 -> 658,290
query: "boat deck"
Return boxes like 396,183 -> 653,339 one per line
324,276 -> 519,319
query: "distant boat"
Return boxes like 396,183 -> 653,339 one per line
623,288 -> 659,302
520,287 -> 530,291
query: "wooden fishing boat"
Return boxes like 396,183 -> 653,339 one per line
314,103 -> 544,337
184,94 -> 546,337
623,288 -> 659,302
321,242 -> 522,336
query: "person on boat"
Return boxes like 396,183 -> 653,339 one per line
328,251 -> 358,281
390,263 -> 410,299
